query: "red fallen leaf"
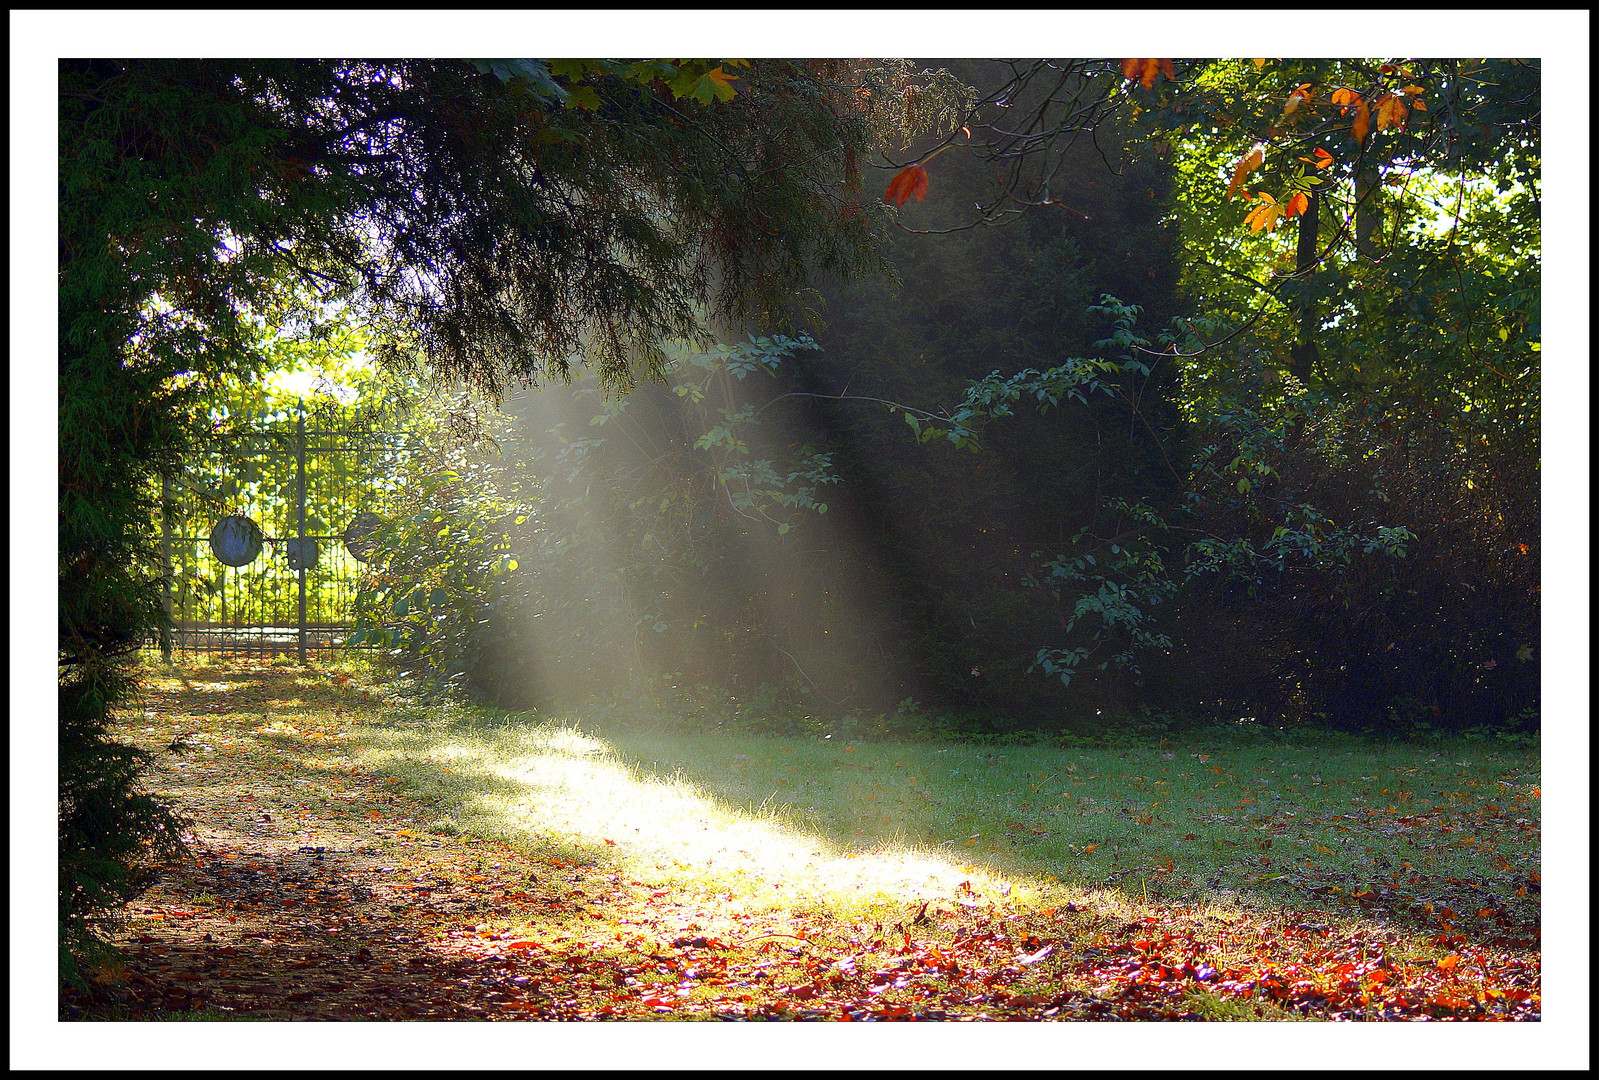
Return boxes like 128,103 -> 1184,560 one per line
884,164 -> 929,207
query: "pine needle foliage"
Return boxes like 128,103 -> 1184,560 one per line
58,57 -> 954,985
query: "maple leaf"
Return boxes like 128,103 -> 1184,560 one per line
1227,144 -> 1265,199
703,66 -> 739,98
884,164 -> 929,207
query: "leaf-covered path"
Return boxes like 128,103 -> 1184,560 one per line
64,662 -> 1540,1022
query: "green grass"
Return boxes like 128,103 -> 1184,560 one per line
103,662 -> 1540,1021
348,695 -> 1539,940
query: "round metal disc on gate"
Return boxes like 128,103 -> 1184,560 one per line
342,511 -> 385,564
283,537 -> 320,571
209,513 -> 265,567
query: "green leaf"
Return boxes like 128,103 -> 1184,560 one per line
565,85 -> 601,111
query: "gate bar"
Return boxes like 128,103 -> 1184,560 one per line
297,399 -> 308,665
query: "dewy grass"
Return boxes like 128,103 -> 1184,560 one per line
107,662 -> 1539,1022
346,698 -> 1539,937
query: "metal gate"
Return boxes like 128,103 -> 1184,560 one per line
157,400 -> 422,662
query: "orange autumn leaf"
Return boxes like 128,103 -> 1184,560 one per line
1436,954 -> 1461,972
1374,93 -> 1408,131
1285,191 -> 1310,219
1120,59 -> 1175,89
1084,843 -> 1098,854
884,164 -> 929,207
1351,99 -> 1371,142
1284,83 -> 1314,115
1311,146 -> 1334,169
1330,87 -> 1360,108
1227,144 -> 1265,199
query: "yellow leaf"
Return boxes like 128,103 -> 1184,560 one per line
1401,85 -> 1425,96
1330,87 -> 1359,107
1252,58 -> 1266,69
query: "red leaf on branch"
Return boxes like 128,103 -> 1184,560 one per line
884,164 -> 929,207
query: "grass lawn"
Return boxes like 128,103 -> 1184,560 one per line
74,657 -> 1540,1023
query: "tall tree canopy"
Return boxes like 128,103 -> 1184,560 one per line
57,56 -> 959,979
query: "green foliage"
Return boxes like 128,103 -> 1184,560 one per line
58,56 -> 932,984
348,334 -> 847,707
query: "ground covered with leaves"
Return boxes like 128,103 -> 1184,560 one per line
63,660 -> 1540,1022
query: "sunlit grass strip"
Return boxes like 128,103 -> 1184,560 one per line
350,703 -> 1539,933
353,720 -> 1023,914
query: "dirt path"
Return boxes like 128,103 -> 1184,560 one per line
66,667 -> 605,1019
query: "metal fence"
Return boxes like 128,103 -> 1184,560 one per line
157,400 -> 423,663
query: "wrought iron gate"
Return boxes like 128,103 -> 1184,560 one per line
157,400 -> 421,662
